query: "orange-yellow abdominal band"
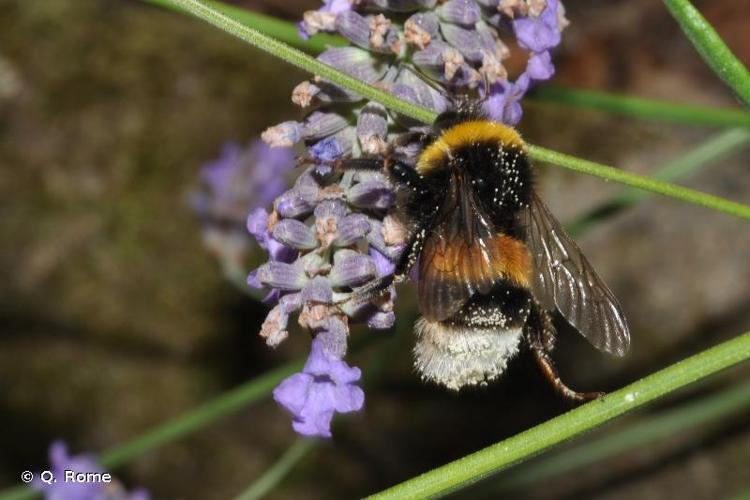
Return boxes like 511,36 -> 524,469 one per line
416,120 -> 526,174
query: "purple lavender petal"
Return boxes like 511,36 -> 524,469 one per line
274,372 -> 313,416
526,50 -> 555,80
513,0 -> 561,53
274,337 -> 364,438
310,138 -> 343,165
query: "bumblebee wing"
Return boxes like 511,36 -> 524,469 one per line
525,192 -> 630,356
418,190 -> 506,322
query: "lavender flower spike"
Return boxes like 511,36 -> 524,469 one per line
254,0 -> 571,438
192,139 -> 295,286
33,441 -> 148,500
274,335 -> 365,438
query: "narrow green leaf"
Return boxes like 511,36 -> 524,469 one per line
533,86 -> 750,129
492,379 -> 750,492
233,439 -> 315,500
366,331 -> 750,499
566,128 -> 750,236
530,144 -> 750,222
663,0 -> 750,107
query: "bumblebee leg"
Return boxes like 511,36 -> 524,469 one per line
526,304 -> 604,403
347,224 -> 427,304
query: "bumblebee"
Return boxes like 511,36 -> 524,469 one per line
346,100 -> 630,401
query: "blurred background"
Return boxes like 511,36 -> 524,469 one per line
1,0 -> 749,498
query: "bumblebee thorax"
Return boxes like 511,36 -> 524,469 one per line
416,120 -> 526,175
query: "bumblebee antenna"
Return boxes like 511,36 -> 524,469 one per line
479,73 -> 491,103
401,63 -> 457,108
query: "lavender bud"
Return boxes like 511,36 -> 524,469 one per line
357,103 -> 389,155
335,214 -> 371,247
291,81 -> 321,108
276,185 -> 320,218
335,11 -> 371,49
260,304 -> 290,347
302,10 -> 337,36
257,261 -> 308,290
347,175 -> 395,210
368,14 -> 393,50
261,121 -> 302,147
404,12 -> 439,48
302,111 -> 350,140
273,219 -> 319,250
318,47 -> 389,84
330,250 -> 377,287
438,0 -> 482,25
302,276 -> 334,303
440,23 -> 485,62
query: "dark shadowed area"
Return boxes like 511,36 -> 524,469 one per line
1,0 -> 749,499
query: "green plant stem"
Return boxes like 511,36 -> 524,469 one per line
100,361 -> 302,468
141,0 -> 344,53
529,144 -> 750,222
532,86 -> 750,129
0,361 -> 303,500
566,128 -> 750,236
164,0 -> 437,124
492,379 -> 750,492
663,0 -> 750,108
366,331 -> 750,499
233,439 -> 315,500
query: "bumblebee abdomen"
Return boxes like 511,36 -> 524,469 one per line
413,282 -> 533,391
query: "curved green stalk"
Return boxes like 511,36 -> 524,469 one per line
530,144 -> 750,222
532,86 -> 750,129
663,0 -> 750,107
366,331 -> 750,499
566,128 -> 750,236
233,439 -> 315,500
491,379 -> 750,492
166,0 -> 437,124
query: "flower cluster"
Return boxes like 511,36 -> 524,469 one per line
254,0 -> 568,437
33,441 -> 148,500
295,0 -> 568,125
192,139 -> 295,286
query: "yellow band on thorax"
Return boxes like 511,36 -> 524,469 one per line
416,121 -> 525,174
